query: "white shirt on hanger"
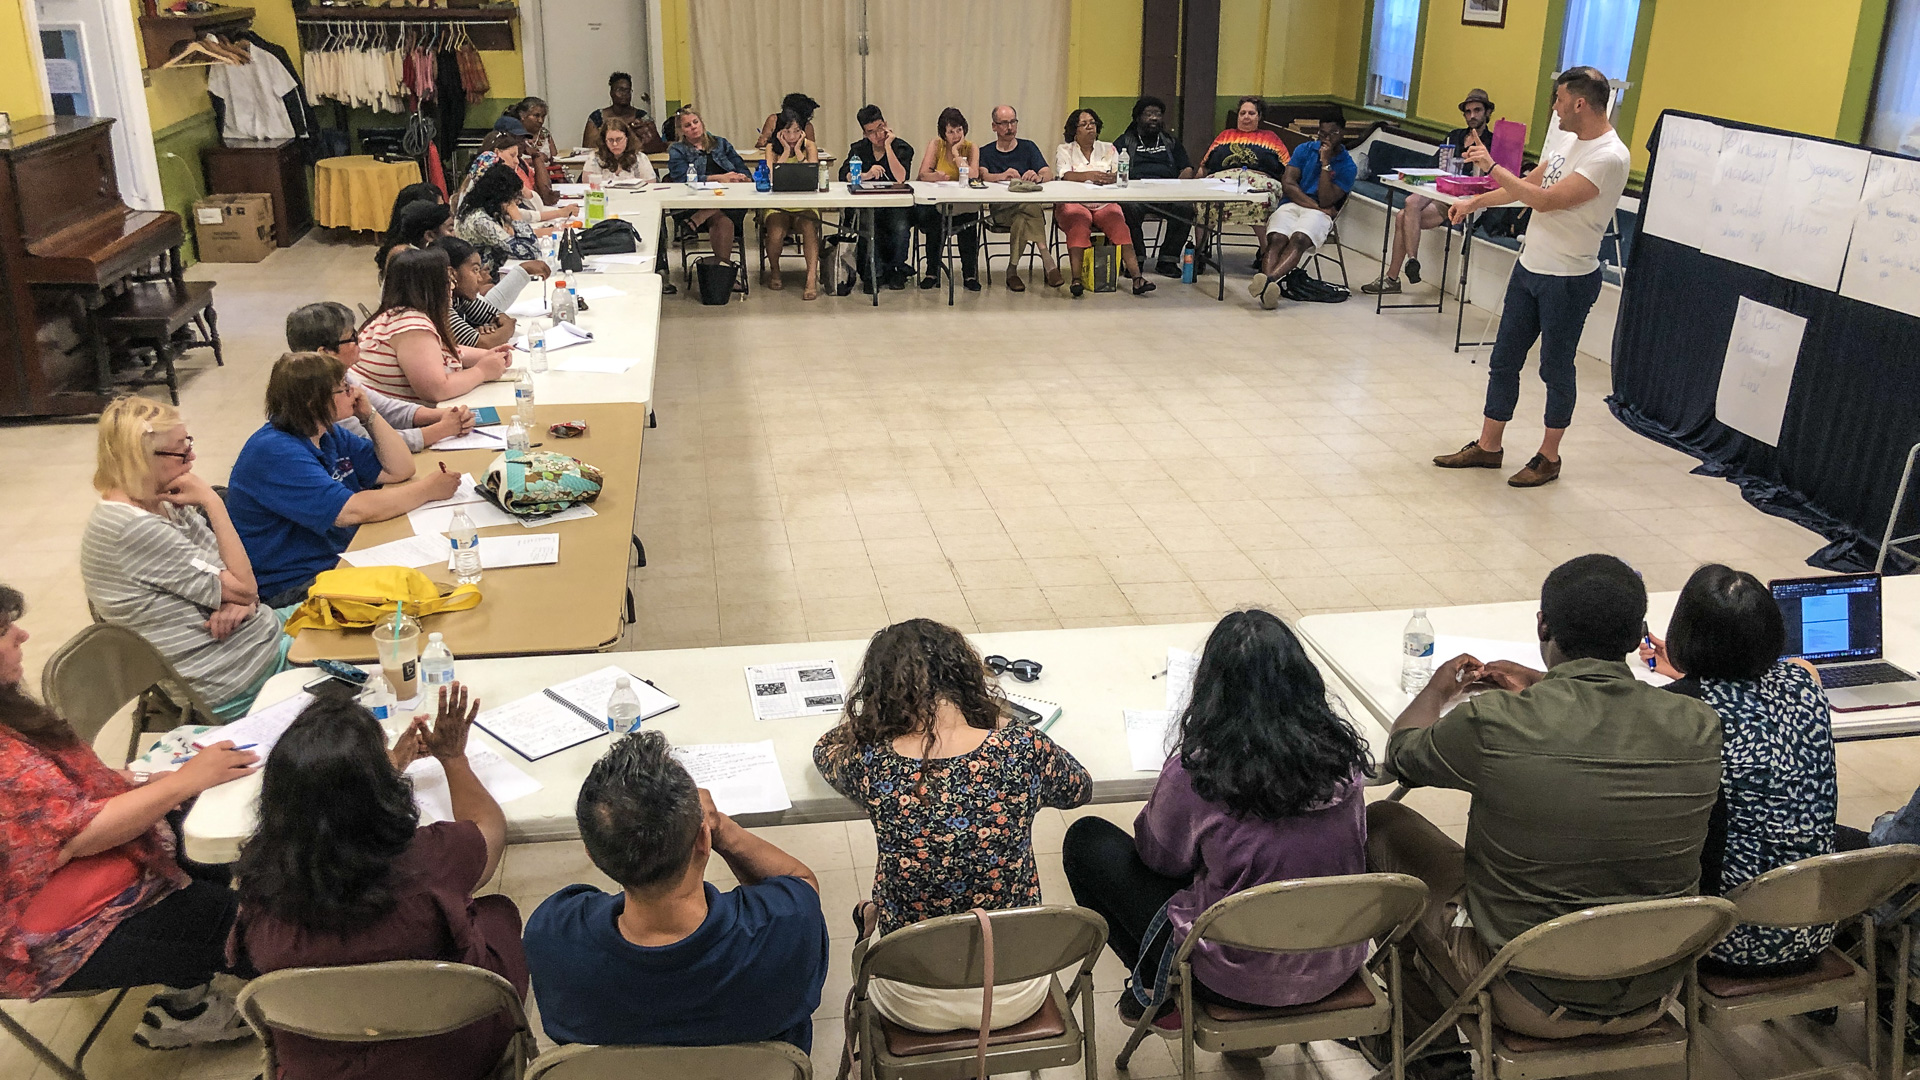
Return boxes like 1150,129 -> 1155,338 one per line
207,50 -> 299,140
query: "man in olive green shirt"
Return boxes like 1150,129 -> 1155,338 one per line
1369,554 -> 1722,1058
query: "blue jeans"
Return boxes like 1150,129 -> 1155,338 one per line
1484,264 -> 1603,430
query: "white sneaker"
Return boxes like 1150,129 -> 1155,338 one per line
1247,271 -> 1268,300
132,983 -> 254,1050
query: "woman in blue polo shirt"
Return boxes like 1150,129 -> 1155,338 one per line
227,352 -> 464,608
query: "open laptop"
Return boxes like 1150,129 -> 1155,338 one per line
771,163 -> 819,192
1770,573 -> 1920,711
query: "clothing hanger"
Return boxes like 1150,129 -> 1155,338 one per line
161,37 -> 240,68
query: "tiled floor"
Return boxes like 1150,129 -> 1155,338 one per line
2,230 -> 1914,1080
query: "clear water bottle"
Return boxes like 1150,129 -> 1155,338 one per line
606,676 -> 642,734
1400,609 -> 1435,693
817,160 -> 829,192
527,316 -> 549,373
420,632 -> 456,688
688,157 -> 704,186
848,155 -> 863,189
505,414 -> 530,452
1181,241 -> 1195,283
957,159 -> 970,187
551,284 -> 577,327
514,366 -> 536,429
360,669 -> 395,724
1116,149 -> 1130,187
449,508 -> 483,584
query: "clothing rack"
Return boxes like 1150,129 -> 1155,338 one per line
295,6 -> 516,51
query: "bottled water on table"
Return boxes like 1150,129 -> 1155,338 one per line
1116,149 -> 1130,186
551,284 -> 578,327
514,366 -> 537,429
606,676 -> 643,734
957,160 -> 970,186
848,156 -> 863,189
505,415 -> 530,452
420,632 -> 457,688
1400,608 -> 1435,693
360,670 -> 395,723
449,509 -> 483,584
528,316 -> 549,373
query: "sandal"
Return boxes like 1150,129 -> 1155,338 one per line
767,275 -> 784,291
803,283 -> 818,301
1069,279 -> 1084,298
1132,277 -> 1156,296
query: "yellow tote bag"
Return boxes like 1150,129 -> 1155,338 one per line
281,566 -> 481,634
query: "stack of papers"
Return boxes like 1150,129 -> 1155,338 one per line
409,498 -> 519,536
461,534 -> 559,569
408,748 -> 543,822
673,742 -> 792,815
194,692 -> 314,756
1124,709 -> 1179,772
746,660 -> 847,721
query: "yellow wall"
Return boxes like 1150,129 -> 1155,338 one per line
1413,0 -> 1548,133
662,0 -> 691,103
1266,0 -> 1352,98
1072,0 -> 1143,100
1218,0 -> 1265,94
1,2 -> 47,120
1628,0 -> 1865,169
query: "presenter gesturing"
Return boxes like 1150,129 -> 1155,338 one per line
1433,67 -> 1631,488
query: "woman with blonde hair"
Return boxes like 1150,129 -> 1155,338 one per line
582,116 -> 655,186
80,397 -> 291,718
813,619 -> 1092,1033
664,106 -> 751,272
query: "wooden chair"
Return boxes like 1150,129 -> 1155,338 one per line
529,1041 -> 812,1080
1113,873 -> 1428,1080
98,249 -> 222,405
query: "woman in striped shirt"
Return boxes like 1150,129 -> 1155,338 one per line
441,237 -> 516,350
353,247 -> 511,406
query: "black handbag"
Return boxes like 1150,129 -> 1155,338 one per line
575,219 -> 640,256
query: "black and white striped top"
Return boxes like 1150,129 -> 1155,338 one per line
449,295 -> 504,348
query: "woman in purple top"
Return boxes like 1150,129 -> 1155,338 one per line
1063,609 -> 1372,1019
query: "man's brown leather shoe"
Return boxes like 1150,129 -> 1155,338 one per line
1508,453 -> 1562,487
1432,441 -> 1504,469
1044,267 -> 1065,288
1006,271 -> 1026,292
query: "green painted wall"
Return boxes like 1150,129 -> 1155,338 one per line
153,111 -> 220,265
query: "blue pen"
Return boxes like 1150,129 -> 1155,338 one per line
1643,635 -> 1658,670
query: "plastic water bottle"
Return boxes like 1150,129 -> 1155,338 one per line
420,632 -> 456,688
360,670 -> 395,723
849,155 -> 863,189
957,159 -> 970,187
552,284 -> 577,328
688,158 -> 704,187
817,161 -> 830,192
606,676 -> 642,734
505,414 -> 530,452
1180,241 -> 1195,283
527,316 -> 549,373
1400,609 -> 1435,693
754,159 -> 771,192
1116,149 -> 1130,187
514,366 -> 536,429
449,509 -> 483,584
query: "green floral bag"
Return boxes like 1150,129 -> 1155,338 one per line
480,449 -> 604,515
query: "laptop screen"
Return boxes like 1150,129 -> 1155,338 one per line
1771,574 -> 1883,663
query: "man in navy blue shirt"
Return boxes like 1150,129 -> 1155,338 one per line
525,731 -> 830,1051
1249,113 -> 1356,309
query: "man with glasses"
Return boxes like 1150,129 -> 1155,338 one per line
1113,96 -> 1196,277
978,104 -> 1064,292
838,104 -> 915,292
285,301 -> 475,452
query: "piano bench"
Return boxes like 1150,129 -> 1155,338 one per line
99,281 -> 223,405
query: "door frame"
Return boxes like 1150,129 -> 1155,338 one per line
29,0 -> 164,211
519,0 -> 666,126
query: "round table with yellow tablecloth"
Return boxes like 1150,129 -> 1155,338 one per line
314,156 -> 424,232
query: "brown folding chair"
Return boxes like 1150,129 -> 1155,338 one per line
843,904 -> 1107,1080
1114,872 -> 1429,1080
1697,845 -> 1920,1080
1387,896 -> 1739,1080
40,622 -> 220,766
528,1040 -> 812,1080
235,960 -> 534,1080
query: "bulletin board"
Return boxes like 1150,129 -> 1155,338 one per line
1608,109 -> 1920,573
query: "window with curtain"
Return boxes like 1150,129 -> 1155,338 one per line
1559,0 -> 1641,82
1867,0 -> 1920,157
1366,0 -> 1419,111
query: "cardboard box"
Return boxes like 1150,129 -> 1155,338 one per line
192,194 -> 274,262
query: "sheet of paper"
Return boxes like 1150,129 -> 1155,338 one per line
409,748 -> 543,823
410,473 -> 483,513
573,285 -> 625,300
1770,139 -> 1872,290
1716,297 -> 1807,447
546,664 -> 680,723
513,321 -> 593,353
504,296 -> 550,319
475,691 -> 608,760
586,253 -> 652,266
673,741 -> 793,815
1125,710 -> 1178,773
519,504 -> 597,528
195,692 -> 314,756
1839,154 -> 1920,319
1163,647 -> 1199,715
1644,116 -> 1722,249
461,533 -> 559,569
1703,129 -> 1792,270
552,183 -> 589,197
341,533 -> 446,568
431,426 -> 508,451
552,355 -> 642,374
745,659 -> 847,721
409,497 -> 520,537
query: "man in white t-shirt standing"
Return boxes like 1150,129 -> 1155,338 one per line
1433,67 -> 1631,488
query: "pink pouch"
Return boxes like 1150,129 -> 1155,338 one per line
1436,175 -> 1498,196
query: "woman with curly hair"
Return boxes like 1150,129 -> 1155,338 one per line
583,116 -> 655,186
232,684 -> 527,1080
1062,608 -> 1372,1019
813,618 -> 1091,1032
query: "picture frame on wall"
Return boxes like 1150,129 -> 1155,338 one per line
1462,0 -> 1508,27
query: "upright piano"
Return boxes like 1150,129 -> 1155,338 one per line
0,115 -> 184,417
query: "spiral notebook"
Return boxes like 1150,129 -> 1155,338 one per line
477,665 -> 680,761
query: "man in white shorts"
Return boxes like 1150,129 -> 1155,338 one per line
1248,113 -> 1355,309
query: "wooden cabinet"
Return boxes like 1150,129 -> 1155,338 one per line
202,138 -> 311,248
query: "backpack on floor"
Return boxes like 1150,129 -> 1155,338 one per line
1280,267 -> 1350,303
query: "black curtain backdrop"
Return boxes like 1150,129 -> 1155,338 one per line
1608,110 -> 1920,574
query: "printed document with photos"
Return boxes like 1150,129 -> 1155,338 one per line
745,659 -> 847,721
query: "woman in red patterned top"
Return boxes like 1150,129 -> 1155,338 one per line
0,584 -> 260,1049
354,246 -> 511,405
1192,96 -> 1293,262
